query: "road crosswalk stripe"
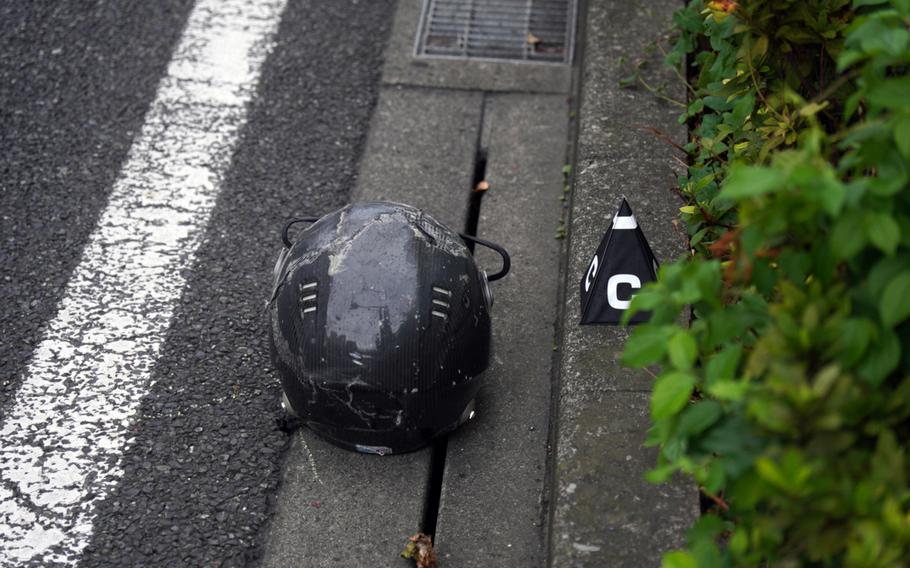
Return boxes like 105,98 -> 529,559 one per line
0,0 -> 287,563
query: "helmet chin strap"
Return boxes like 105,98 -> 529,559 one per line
281,217 -> 319,248
458,233 -> 511,282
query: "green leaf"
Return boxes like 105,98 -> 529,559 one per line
880,271 -> 910,327
662,551 -> 699,568
837,318 -> 874,368
673,5 -> 703,33
690,227 -> 710,247
848,15 -> 910,58
799,101 -> 829,118
645,463 -> 679,484
691,539 -> 724,568
832,211 -> 867,260
729,530 -> 749,556
668,331 -> 698,370
779,250 -> 810,283
702,459 -> 726,494
866,77 -> 910,109
750,35 -> 768,60
687,513 -> 726,545
622,326 -> 674,367
837,48 -> 865,72
705,345 -> 742,384
894,116 -> 910,160
645,421 -> 668,447
858,329 -> 901,386
702,416 -> 765,477
687,98 -> 705,117
756,450 -> 812,495
627,288 -> 666,313
677,401 -> 723,437
816,173 -> 847,217
730,92 -> 755,124
661,436 -> 687,462
865,211 -> 901,255
866,255 -> 910,298
755,457 -> 791,492
706,380 -> 749,401
719,164 -> 785,199
651,372 -> 696,420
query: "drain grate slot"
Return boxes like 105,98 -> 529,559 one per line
415,0 -> 577,64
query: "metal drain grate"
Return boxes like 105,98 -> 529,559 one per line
415,0 -> 577,64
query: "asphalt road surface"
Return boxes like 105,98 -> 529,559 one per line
0,0 -> 395,565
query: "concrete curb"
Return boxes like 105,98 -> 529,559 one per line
548,0 -> 699,565
259,86 -> 482,568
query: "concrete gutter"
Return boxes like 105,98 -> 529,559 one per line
260,0 -> 698,565
261,1 -> 572,565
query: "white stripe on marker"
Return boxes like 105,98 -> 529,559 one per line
612,215 -> 638,229
0,0 -> 287,563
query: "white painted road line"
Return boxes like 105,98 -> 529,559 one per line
0,0 -> 287,563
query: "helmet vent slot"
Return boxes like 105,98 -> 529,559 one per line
431,286 -> 452,323
299,281 -> 319,316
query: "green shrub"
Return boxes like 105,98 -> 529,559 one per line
621,1 -> 910,566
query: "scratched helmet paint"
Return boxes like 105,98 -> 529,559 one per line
268,202 -> 510,455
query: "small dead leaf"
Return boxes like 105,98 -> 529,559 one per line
526,32 -> 540,45
474,180 -> 489,192
708,0 -> 737,12
401,533 -> 437,568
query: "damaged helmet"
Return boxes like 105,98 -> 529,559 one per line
268,202 -> 510,455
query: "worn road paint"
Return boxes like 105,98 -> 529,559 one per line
0,0 -> 286,563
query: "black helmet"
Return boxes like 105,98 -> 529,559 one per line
268,202 -> 510,455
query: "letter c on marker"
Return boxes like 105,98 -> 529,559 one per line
584,256 -> 599,292
607,274 -> 641,309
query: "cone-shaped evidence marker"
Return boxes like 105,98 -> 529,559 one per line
580,198 -> 659,325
